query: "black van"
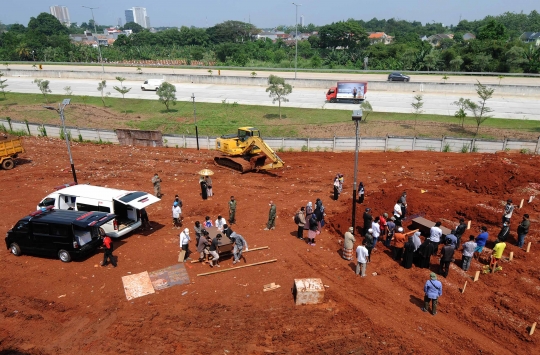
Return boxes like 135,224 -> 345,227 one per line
5,208 -> 115,263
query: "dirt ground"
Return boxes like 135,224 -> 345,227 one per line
1,137 -> 539,355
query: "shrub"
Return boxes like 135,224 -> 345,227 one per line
442,143 -> 451,152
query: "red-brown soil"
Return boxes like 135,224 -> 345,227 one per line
0,137 -> 539,355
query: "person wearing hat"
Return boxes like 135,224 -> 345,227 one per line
439,239 -> 455,277
503,199 -> 514,225
172,201 -> 182,229
151,173 -> 162,198
358,182 -> 365,204
363,208 -> 373,236
179,228 -> 191,262
385,216 -> 396,247
422,272 -> 443,315
343,227 -> 356,261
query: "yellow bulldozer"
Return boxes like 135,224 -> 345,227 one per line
214,127 -> 285,173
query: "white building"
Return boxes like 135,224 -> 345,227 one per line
132,7 -> 148,28
300,15 -> 304,27
50,5 -> 71,26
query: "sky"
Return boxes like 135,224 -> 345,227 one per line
1,0 -> 539,29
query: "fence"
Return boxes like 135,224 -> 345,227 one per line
1,119 -> 539,154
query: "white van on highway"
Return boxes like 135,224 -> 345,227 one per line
141,79 -> 164,91
37,184 -> 160,238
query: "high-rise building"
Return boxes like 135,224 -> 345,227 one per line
125,9 -> 134,24
300,15 -> 305,27
145,16 -> 151,29
50,5 -> 71,26
132,7 -> 148,28
118,18 -> 123,28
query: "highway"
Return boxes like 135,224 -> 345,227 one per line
4,77 -> 540,120
5,63 -> 540,86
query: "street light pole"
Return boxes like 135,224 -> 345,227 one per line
191,93 -> 200,150
82,6 -> 105,75
351,110 -> 363,231
292,3 -> 302,80
44,99 -> 78,184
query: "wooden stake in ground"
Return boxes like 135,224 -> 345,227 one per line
467,221 -> 471,230
197,259 -> 277,277
473,271 -> 480,282
530,322 -> 537,336
519,199 -> 524,208
190,246 -> 269,263
178,250 -> 186,263
461,281 -> 468,294
526,242 -> 531,253
509,252 -> 514,261
529,195 -> 534,203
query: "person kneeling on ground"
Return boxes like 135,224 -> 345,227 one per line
208,234 -> 222,268
230,232 -> 248,265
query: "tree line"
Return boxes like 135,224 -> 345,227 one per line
0,11 -> 539,72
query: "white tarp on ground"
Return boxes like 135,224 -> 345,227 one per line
121,271 -> 155,300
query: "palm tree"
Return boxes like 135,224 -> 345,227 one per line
15,43 -> 30,60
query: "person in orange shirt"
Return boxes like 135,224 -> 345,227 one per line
392,228 -> 419,262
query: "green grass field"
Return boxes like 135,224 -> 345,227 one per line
1,93 -> 538,138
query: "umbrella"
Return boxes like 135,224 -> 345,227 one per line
198,168 -> 214,176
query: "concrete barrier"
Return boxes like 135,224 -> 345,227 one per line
5,69 -> 540,96
2,119 -> 539,154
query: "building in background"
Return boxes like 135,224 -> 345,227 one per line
145,16 -> 151,29
118,18 -> 123,28
300,15 -> 304,27
132,7 -> 148,28
125,9 -> 134,24
50,5 -> 71,26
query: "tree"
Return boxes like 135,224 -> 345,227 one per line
27,12 -> 69,36
15,42 -> 30,60
452,98 -> 472,128
411,94 -> 424,129
317,20 -> 368,50
0,71 -> 8,98
449,56 -> 464,71
156,82 -> 177,111
477,19 -> 508,41
97,80 -> 108,106
423,50 -> 441,71
465,81 -> 495,136
33,78 -> 51,103
360,100 -> 373,122
266,75 -> 292,119
206,21 -> 259,44
122,22 -> 144,34
63,86 -> 72,96
113,77 -> 131,114
505,46 -> 528,72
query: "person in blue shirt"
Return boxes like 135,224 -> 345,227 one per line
445,230 -> 458,247
422,272 -> 443,315
475,226 -> 489,255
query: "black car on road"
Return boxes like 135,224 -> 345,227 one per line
388,72 -> 410,82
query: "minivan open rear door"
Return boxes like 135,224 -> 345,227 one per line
113,191 -> 160,210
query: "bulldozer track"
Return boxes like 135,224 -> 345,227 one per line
214,157 -> 253,173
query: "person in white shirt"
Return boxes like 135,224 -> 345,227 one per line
215,215 -> 226,231
356,242 -> 369,277
429,222 -> 443,255
179,228 -> 191,261
393,200 -> 403,225
172,202 -> 182,228
371,218 -> 381,248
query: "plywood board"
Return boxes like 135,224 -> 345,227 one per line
122,271 -> 155,301
148,263 -> 190,291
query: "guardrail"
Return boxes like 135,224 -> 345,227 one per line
2,119 -> 539,155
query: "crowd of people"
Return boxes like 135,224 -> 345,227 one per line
294,198 -> 327,246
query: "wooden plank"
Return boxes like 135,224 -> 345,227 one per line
519,199 -> 524,208
530,322 -> 537,336
197,259 -> 277,277
473,271 -> 480,282
190,246 -> 269,263
529,195 -> 534,203
509,252 -> 514,261
263,285 -> 281,292
178,250 -> 186,263
526,242 -> 531,253
461,281 -> 467,294
467,220 -> 471,230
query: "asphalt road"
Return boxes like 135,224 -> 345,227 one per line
5,77 -> 540,120
6,63 -> 540,86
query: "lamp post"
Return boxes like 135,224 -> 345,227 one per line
82,6 -> 105,74
292,3 -> 302,79
44,99 -> 78,184
191,93 -> 200,150
351,109 -> 363,230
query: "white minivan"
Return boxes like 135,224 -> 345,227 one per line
37,184 -> 160,238
141,79 -> 164,91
